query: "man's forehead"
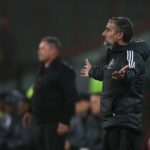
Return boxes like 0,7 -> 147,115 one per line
39,41 -> 48,46
39,41 -> 54,47
106,20 -> 116,28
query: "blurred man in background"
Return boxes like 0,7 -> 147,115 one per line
24,36 -> 78,150
65,93 -> 102,150
90,93 -> 101,115
0,90 -> 22,150
65,93 -> 90,150
85,93 -> 102,150
0,90 -> 36,150
81,17 -> 150,150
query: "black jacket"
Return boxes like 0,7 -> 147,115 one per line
31,57 -> 78,125
89,41 -> 150,132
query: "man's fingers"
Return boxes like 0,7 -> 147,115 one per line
118,70 -> 124,74
112,71 -> 124,80
119,65 -> 129,73
112,71 -> 118,76
80,69 -> 88,76
112,71 -> 121,78
122,65 -> 129,71
80,69 -> 87,74
113,65 -> 129,77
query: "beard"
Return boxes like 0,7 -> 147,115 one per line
103,40 -> 114,49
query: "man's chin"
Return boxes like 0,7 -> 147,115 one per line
104,41 -> 113,49
38,58 -> 45,62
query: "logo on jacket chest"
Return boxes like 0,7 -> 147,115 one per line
107,58 -> 115,69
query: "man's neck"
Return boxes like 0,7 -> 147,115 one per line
110,41 -> 128,50
44,60 -> 51,68
44,56 -> 58,68
118,40 -> 128,46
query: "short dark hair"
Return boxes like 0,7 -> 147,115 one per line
41,36 -> 61,49
109,17 -> 134,43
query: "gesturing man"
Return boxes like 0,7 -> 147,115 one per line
29,36 -> 78,150
81,17 -> 150,150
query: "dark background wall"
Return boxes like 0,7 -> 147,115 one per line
0,0 -> 150,129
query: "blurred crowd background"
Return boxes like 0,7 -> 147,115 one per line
0,0 -> 150,150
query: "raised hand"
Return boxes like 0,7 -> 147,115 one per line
80,58 -> 92,77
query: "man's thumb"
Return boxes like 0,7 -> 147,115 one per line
85,58 -> 90,65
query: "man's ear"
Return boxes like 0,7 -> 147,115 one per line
117,32 -> 124,40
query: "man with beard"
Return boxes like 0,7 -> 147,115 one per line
81,17 -> 150,150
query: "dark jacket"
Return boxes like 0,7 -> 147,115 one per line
31,57 -> 78,125
0,114 -> 36,150
89,40 -> 150,132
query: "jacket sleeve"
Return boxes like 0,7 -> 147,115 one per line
89,65 -> 105,81
58,67 -> 79,125
123,50 -> 145,83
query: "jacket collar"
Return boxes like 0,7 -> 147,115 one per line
111,43 -> 129,53
37,56 -> 61,76
106,43 -> 130,63
40,56 -> 61,70
49,56 -> 61,67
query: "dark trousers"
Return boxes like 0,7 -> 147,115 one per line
35,122 -> 65,150
103,127 -> 140,150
